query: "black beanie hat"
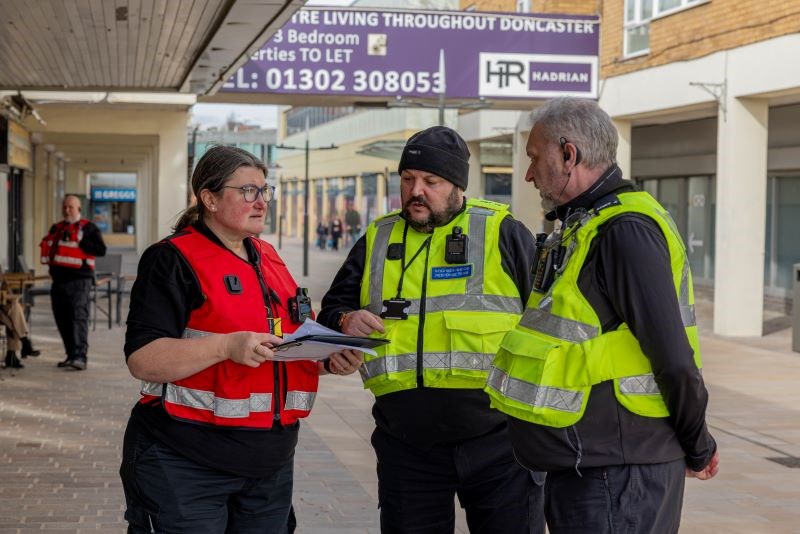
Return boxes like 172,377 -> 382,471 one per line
398,126 -> 470,190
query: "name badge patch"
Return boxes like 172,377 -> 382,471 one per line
431,264 -> 473,280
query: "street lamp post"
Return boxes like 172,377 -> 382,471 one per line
276,117 -> 336,277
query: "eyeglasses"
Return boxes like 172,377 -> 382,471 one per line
223,184 -> 276,203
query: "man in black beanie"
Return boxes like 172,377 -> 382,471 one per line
318,125 -> 544,533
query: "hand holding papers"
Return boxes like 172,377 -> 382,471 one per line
271,318 -> 389,361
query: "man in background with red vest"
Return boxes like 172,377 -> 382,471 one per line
40,194 -> 106,370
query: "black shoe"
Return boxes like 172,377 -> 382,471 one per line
64,357 -> 87,371
21,337 -> 40,358
4,351 -> 24,369
57,358 -> 72,368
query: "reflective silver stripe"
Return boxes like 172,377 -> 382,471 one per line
163,383 -> 272,418
140,381 -> 163,396
285,390 -> 316,411
370,294 -> 522,316
57,240 -> 80,248
518,308 -> 598,343
618,374 -> 661,395
486,366 -> 583,413
53,254 -> 91,267
423,294 -> 522,314
368,217 -> 399,315
678,260 -> 696,327
422,351 -> 493,371
681,305 -> 696,327
362,351 -> 494,380
680,260 -> 689,305
465,208 -> 490,295
142,379 -> 293,414
360,353 -> 417,379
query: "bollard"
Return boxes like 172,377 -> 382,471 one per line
794,263 -> 800,353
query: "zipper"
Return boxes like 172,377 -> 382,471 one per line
253,261 -> 282,424
415,239 -> 431,386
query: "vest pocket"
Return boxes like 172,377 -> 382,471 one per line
487,328 -> 591,426
441,312 -> 517,380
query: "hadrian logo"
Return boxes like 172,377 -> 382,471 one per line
479,53 -> 597,98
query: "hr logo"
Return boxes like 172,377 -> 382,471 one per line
479,53 -> 530,96
484,60 -> 525,89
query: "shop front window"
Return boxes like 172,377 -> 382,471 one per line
637,175 -> 715,284
88,173 -> 137,238
766,175 -> 800,295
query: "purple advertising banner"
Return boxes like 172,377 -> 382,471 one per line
222,7 -> 599,101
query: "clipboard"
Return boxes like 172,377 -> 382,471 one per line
270,334 -> 390,361
274,334 -> 390,352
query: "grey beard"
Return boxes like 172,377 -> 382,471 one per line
540,195 -> 557,213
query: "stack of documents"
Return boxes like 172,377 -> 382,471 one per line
271,318 -> 389,361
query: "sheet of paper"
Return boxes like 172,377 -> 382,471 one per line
283,317 -> 341,341
270,318 -> 386,361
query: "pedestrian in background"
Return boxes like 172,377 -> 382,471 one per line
319,126 -> 544,533
486,97 -> 719,534
344,202 -> 362,246
119,145 -> 362,533
40,195 -> 106,371
316,219 -> 329,250
329,214 -> 343,250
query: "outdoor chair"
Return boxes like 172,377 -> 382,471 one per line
91,254 -> 123,330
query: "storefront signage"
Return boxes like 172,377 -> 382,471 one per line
1,118 -> 32,170
222,7 -> 599,102
91,188 -> 137,202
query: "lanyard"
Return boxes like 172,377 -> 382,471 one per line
395,222 -> 432,299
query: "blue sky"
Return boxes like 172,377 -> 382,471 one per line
190,103 -> 279,130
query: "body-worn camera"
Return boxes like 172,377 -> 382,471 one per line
532,232 -> 563,293
445,226 -> 468,264
289,287 -> 312,323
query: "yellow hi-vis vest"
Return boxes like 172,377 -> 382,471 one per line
485,191 -> 701,427
360,198 -> 524,397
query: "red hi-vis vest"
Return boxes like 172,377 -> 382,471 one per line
139,226 -> 319,429
40,219 -> 96,269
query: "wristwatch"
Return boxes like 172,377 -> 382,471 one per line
337,311 -> 350,330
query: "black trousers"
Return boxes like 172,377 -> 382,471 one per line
120,427 -> 294,533
372,425 -> 545,534
50,277 -> 91,359
544,459 -> 686,534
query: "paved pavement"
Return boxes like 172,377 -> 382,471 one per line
1,235 -> 799,533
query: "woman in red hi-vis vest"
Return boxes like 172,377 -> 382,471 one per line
119,145 -> 363,533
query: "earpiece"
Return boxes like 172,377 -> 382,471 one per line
559,137 -> 570,161
559,137 -> 583,165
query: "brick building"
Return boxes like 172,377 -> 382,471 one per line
461,0 -> 800,337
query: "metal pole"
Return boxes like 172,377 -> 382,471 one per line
438,48 -> 446,126
303,118 -> 310,277
438,91 -> 445,127
188,126 -> 199,204
384,166 -> 390,215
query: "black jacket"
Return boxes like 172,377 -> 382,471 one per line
509,166 -> 717,473
318,199 -> 536,449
